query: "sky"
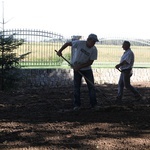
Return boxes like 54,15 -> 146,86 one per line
0,0 -> 150,39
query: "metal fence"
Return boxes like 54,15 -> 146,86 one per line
1,29 -> 65,67
1,29 -> 150,68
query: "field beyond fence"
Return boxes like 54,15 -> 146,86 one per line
15,43 -> 150,68
3,29 -> 150,68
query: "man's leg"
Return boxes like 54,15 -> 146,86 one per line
73,71 -> 82,107
124,71 -> 141,98
82,69 -> 97,107
117,73 -> 124,101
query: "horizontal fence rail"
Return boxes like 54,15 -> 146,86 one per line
1,29 -> 150,68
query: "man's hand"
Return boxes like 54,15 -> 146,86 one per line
115,60 -> 128,69
56,50 -> 62,57
73,65 -> 81,71
115,64 -> 121,69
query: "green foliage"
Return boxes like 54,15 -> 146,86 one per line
50,53 -> 71,66
64,53 -> 71,62
0,34 -> 30,90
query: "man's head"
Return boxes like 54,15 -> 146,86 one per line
86,34 -> 99,48
122,41 -> 130,50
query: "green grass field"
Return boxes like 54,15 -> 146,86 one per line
15,43 -> 150,68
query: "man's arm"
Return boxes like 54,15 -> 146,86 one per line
115,60 -> 129,69
57,42 -> 72,56
74,60 -> 94,71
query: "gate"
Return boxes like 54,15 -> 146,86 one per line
2,29 -> 65,67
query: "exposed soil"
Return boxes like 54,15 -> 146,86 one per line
0,82 -> 150,150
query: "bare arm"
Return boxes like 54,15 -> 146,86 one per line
57,42 -> 72,56
74,60 -> 94,71
115,60 -> 129,69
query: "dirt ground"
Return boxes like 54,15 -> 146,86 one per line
0,82 -> 150,150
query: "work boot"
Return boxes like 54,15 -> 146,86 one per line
73,106 -> 81,111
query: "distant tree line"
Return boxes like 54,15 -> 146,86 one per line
98,39 -> 150,46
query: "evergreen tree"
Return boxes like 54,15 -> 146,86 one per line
0,32 -> 30,90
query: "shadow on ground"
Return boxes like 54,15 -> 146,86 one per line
0,83 -> 150,149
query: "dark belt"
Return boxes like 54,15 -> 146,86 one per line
121,68 -> 132,72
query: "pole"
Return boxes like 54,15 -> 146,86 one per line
1,1 -> 5,90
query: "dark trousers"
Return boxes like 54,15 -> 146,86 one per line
117,69 -> 140,99
73,69 -> 97,107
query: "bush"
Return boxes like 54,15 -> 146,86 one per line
0,33 -> 30,90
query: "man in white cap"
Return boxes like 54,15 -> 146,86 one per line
57,33 -> 99,110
